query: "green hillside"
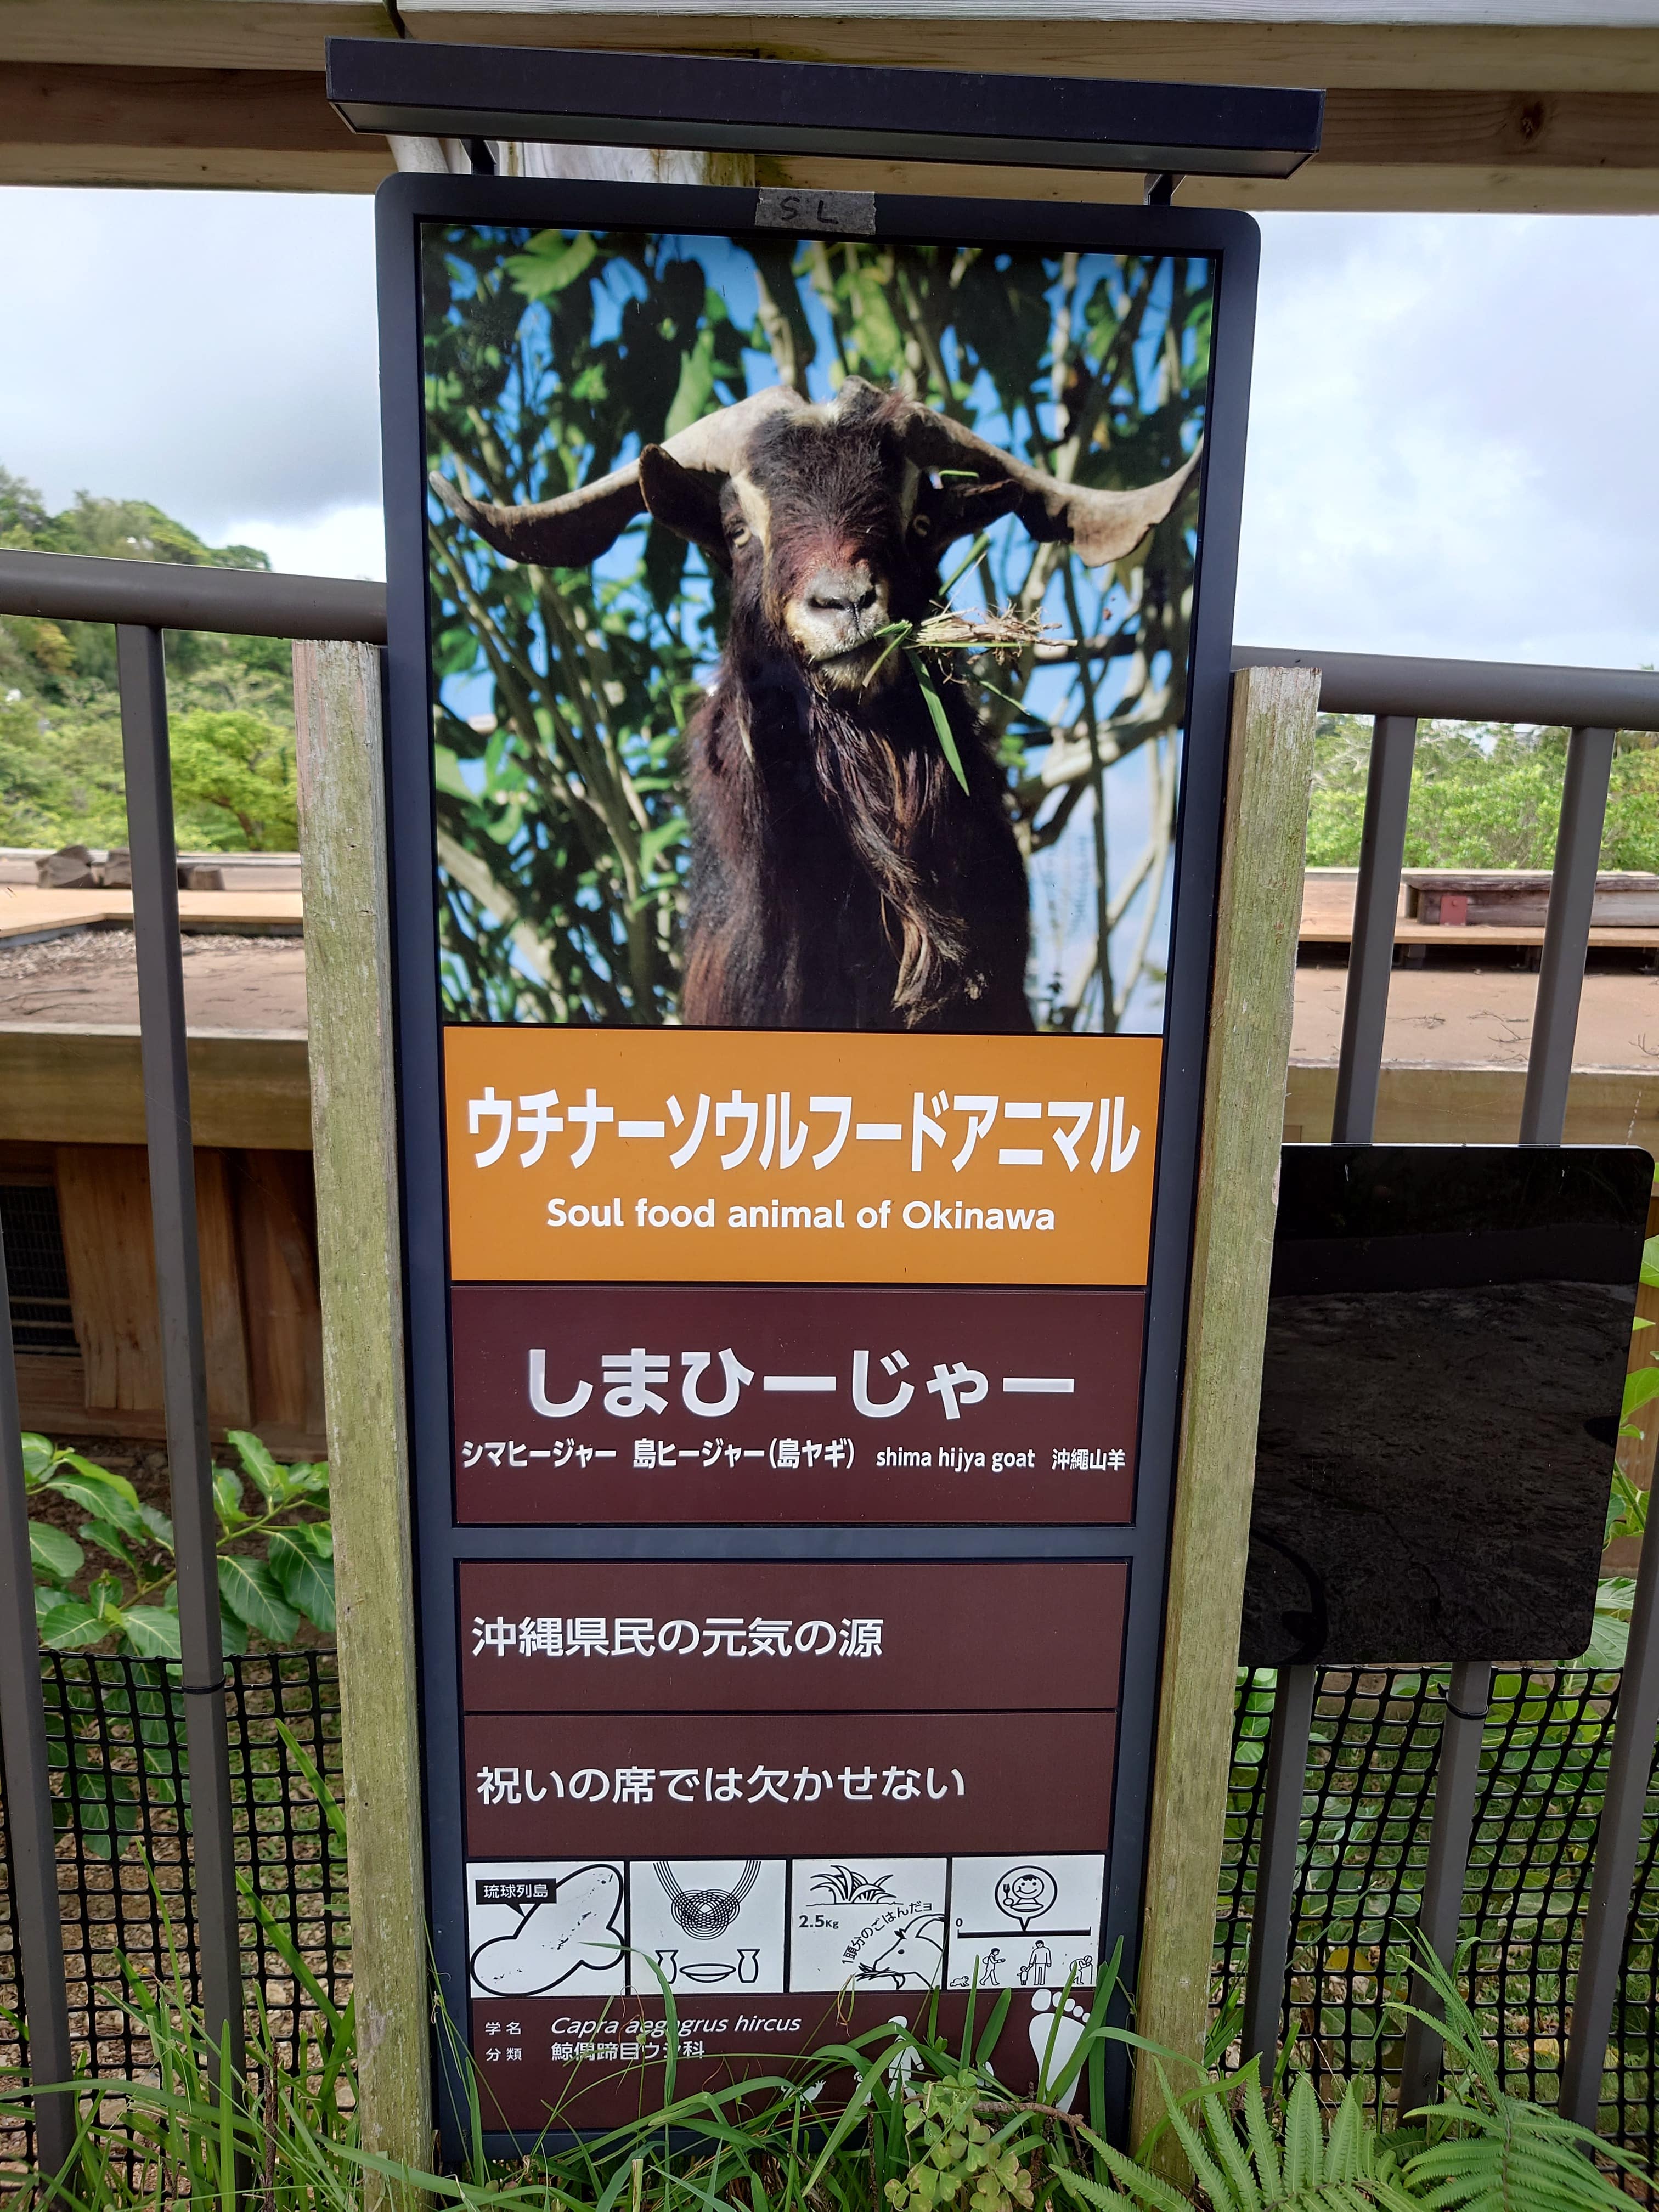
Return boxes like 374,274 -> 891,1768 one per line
0,469 -> 296,851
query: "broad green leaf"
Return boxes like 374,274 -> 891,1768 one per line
44,1466 -> 144,1537
1641,1233 -> 1658,1288
218,1554 -> 300,1644
1582,1611 -> 1632,1669
212,1468 -> 246,1526
228,1429 -> 286,1506
30,1522 -> 83,1581
136,1502 -> 174,1550
121,1606 -> 183,1661
218,1603 -> 249,1658
21,1432 -> 55,1482
38,1598 -> 107,1651
434,742 -> 471,800
78,1518 -> 136,1570
505,229 -> 597,301
268,1527 -> 336,1633
87,1570 -> 122,1615
663,327 -> 719,440
1623,1365 -> 1659,1418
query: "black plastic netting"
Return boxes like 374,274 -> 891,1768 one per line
2,1652 -> 1657,2171
1217,1664 -> 1659,2152
0,1649 -> 347,2175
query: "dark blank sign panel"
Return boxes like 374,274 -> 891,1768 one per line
1243,1145 -> 1653,1669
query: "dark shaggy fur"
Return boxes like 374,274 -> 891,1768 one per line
678,390 -> 1033,1033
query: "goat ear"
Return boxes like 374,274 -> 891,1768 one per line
932,475 -> 1028,546
639,445 -> 730,563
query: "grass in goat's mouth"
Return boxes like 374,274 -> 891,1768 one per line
859,607 -> 1062,792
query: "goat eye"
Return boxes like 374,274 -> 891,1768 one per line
912,515 -> 932,539
729,522 -> 752,548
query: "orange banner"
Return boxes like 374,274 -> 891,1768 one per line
443,1027 -> 1160,1286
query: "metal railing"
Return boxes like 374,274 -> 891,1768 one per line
1231,646 -> 1659,2122
0,551 -> 384,2179
1,546 -> 1657,2162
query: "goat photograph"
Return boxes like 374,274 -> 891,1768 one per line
422,223 -> 1214,1035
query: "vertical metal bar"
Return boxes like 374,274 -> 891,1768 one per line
1242,1663 -> 1317,2067
1519,726 -> 1615,1146
0,1230 -> 78,2188
1331,714 -> 1417,1146
1398,1660 -> 1492,2109
1398,731 -> 1612,2101
116,625 -> 245,2075
1533,724 -> 1627,2121
1561,1510 -> 1659,2126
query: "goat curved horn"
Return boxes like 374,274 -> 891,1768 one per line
898,405 -> 1202,568
429,385 -> 806,568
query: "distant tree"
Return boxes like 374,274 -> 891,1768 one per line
168,709 -> 298,850
1306,713 -> 1659,874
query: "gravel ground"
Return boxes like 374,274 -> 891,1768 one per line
0,926 -> 307,1030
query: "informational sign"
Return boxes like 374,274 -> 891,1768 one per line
377,172 -> 1257,2146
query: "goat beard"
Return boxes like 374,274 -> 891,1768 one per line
799,683 -> 983,1025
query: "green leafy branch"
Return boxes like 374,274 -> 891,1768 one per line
23,1427 -> 335,1662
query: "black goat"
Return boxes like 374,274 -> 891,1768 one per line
435,377 -> 1198,1031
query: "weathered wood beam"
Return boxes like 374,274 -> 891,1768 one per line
1131,664 -> 1319,2157
4,7 -> 1658,91
0,1025 -> 311,1149
294,639 -> 431,2210
5,47 -> 1659,204
0,60 -> 392,184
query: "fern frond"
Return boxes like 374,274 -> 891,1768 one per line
1204,2086 -> 1266,2212
1240,2071 -> 1285,2202
1051,2163 -> 1141,2212
1283,2075 -> 1324,2196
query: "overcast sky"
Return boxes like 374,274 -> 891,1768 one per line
2,186 -> 1654,669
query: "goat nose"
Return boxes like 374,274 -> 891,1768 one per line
804,567 -> 881,616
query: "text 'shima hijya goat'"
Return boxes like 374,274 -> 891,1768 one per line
433,377 -> 1198,1032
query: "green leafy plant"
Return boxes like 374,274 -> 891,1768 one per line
1389,1943 -> 1647,2212
23,1428 -> 334,1661
1078,2067 -> 1410,2212
8,1923 -> 1658,2212
887,2069 -> 1038,2212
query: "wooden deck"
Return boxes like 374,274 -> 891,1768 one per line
1297,871 -> 1659,950
0,885 -> 303,943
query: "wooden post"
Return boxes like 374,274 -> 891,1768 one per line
294,640 -> 432,2203
1131,664 -> 1321,2152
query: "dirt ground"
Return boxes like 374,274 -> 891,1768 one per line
1291,954 -> 1659,1070
3,927 -> 1657,1069
0,927 -> 307,1030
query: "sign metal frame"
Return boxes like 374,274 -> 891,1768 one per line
375,172 -> 1261,2154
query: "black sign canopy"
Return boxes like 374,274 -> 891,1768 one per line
325,38 -> 1323,183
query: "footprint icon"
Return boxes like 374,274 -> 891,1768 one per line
1029,1988 -> 1090,2111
